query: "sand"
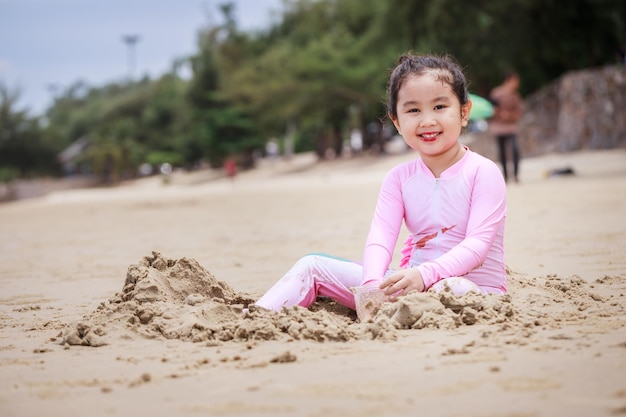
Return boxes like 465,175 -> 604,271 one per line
0,147 -> 625,417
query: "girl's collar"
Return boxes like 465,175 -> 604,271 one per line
420,145 -> 469,178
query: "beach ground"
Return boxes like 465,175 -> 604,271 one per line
1,147 -> 625,417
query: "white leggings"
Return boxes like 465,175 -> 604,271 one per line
255,253 -> 498,312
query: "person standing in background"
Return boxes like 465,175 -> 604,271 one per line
489,72 -> 523,183
224,157 -> 238,182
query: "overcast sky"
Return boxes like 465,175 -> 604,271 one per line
0,0 -> 283,116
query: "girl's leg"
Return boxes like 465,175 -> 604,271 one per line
255,253 -> 363,311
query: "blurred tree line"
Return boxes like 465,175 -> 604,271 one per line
1,0 -> 624,183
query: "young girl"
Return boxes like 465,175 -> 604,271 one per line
255,53 -> 507,313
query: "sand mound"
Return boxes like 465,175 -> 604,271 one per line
61,252 -> 395,345
61,252 -> 625,347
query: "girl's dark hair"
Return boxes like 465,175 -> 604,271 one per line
387,53 -> 469,119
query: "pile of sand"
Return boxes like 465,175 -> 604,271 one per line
61,251 -> 386,345
61,252 -> 624,347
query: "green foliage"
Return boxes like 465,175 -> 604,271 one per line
0,83 -> 57,177
41,73 -> 193,181
145,150 -> 184,167
187,22 -> 264,167
0,166 -> 19,183
379,0 -> 626,95
218,0 -> 395,156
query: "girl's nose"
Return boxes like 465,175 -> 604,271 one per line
419,116 -> 436,127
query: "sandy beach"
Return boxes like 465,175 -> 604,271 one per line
1,146 -> 625,417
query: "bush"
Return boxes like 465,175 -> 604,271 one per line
0,167 -> 19,184
145,150 -> 185,168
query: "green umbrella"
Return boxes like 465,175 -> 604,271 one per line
468,93 -> 494,121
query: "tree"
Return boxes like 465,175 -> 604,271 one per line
0,83 -> 55,180
217,0 -> 394,157
187,4 -> 263,167
380,0 -> 626,95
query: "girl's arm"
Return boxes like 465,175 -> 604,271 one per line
361,168 -> 405,287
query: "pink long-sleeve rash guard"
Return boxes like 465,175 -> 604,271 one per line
362,148 -> 507,293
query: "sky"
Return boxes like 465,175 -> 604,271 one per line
0,0 -> 283,116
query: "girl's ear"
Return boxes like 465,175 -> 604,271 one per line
389,113 -> 401,133
461,100 -> 473,127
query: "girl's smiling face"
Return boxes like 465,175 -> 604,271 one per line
391,71 -> 471,161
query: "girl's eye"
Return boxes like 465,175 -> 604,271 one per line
407,108 -> 419,113
434,104 -> 446,110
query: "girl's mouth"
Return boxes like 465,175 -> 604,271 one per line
420,132 -> 440,142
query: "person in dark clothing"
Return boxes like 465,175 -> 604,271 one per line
489,72 -> 523,183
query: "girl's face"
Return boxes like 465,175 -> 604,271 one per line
390,72 -> 471,160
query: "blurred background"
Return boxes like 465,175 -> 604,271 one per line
0,0 -> 625,198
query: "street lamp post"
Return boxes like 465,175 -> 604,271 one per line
122,34 -> 141,80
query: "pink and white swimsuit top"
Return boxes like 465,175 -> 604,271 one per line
362,148 -> 507,293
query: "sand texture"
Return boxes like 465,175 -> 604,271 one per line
1,148 -> 625,417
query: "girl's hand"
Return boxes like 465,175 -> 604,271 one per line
379,268 -> 425,301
